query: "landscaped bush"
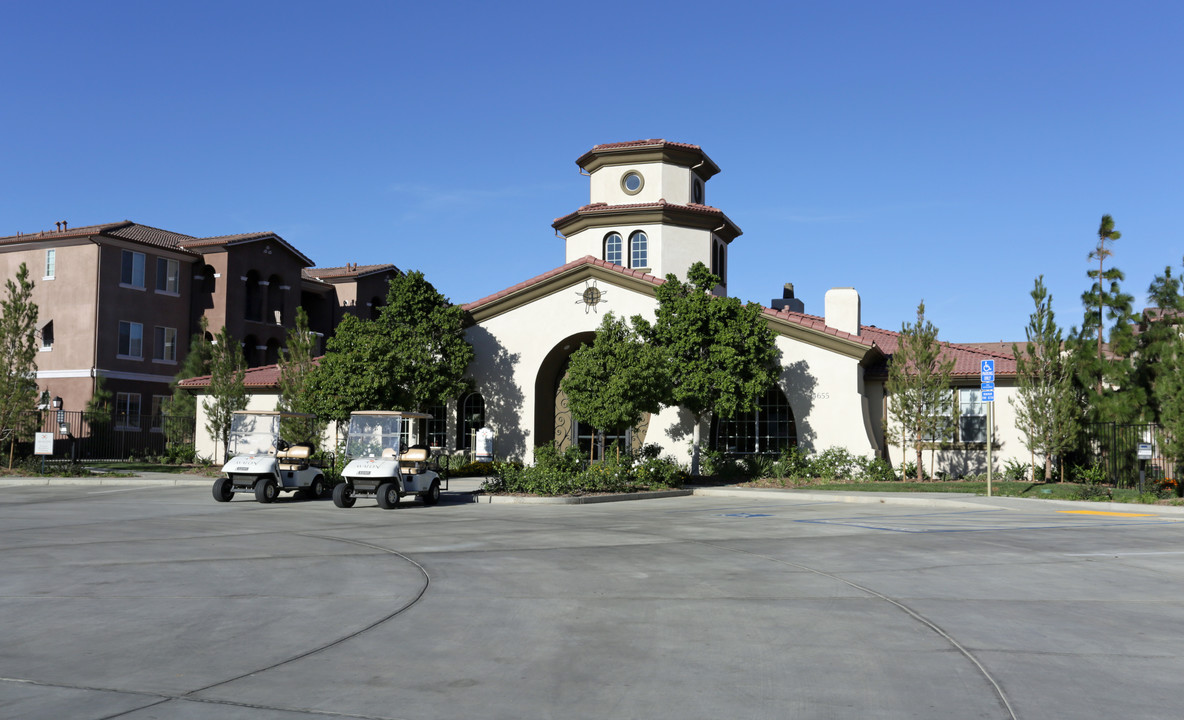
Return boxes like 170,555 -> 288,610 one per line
484,441 -> 684,496
853,456 -> 896,483
808,447 -> 857,480
1003,458 -> 1032,481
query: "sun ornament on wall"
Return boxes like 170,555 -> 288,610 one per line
575,280 -> 606,314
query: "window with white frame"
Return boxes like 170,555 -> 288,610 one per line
156,258 -> 179,294
118,321 -> 143,358
604,232 -> 623,266
629,230 -> 648,269
150,395 -> 169,431
121,250 -> 145,288
154,326 -> 177,362
959,388 -> 987,443
45,249 -> 56,279
115,392 -> 141,429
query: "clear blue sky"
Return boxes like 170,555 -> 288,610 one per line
3,1 -> 1180,343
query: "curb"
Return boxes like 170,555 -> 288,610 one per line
475,489 -> 693,504
0,477 -> 212,487
690,486 -> 988,509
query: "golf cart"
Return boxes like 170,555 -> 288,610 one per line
335,411 -> 445,509
212,411 -> 326,503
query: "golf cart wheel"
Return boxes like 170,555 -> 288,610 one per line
421,480 -> 441,506
332,482 -> 356,508
305,476 -> 325,500
255,478 -> 278,504
376,482 -> 401,509
212,477 -> 233,503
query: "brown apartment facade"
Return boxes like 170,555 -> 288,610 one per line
0,221 -> 399,425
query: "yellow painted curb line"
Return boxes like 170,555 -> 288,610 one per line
1058,510 -> 1156,517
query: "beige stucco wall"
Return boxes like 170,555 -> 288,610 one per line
867,380 -> 1029,477
588,162 -> 697,206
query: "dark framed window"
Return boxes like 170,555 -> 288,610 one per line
156,258 -> 179,293
118,321 -> 143,358
712,387 -> 796,455
458,393 -> 485,450
121,250 -> 145,288
426,403 -> 447,449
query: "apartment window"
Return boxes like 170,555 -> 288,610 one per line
426,403 -> 448,449
45,249 -> 56,279
150,395 -> 169,431
604,232 -> 623,266
115,392 -> 141,430
121,250 -> 146,288
156,258 -> 179,294
118,321 -> 143,358
40,320 -> 54,350
629,231 -> 648,269
154,326 -> 177,362
959,388 -> 987,443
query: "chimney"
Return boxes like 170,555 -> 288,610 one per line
62,220 -> 67,230
55,222 -> 61,231
824,288 -> 861,336
770,283 -> 805,313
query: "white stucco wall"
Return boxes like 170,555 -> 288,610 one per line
564,223 -> 715,284
588,162 -> 696,206
773,334 -> 877,458
866,380 -> 1029,478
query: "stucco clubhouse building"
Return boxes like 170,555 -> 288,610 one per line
178,139 -> 1024,476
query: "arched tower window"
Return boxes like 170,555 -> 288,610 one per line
265,338 -> 281,366
604,233 -> 623,266
629,231 -> 648,269
242,334 -> 259,368
713,240 -> 727,284
370,296 -> 383,320
712,386 -> 796,455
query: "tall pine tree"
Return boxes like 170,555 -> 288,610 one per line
1010,277 -> 1079,480
1142,260 -> 1184,475
886,301 -> 955,481
0,263 -> 39,467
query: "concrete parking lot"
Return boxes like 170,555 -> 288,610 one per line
2,483 -> 1184,719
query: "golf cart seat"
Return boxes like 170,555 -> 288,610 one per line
382,447 -> 398,458
277,443 -> 313,471
399,446 -> 430,474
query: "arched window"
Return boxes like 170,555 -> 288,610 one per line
200,264 -> 216,294
458,393 -> 485,450
604,233 -> 623,266
629,231 -> 648,269
244,270 -> 263,322
369,296 -> 383,320
713,241 -> 727,284
242,335 -> 259,367
267,274 -> 284,325
712,386 -> 796,455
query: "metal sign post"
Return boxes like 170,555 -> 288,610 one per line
981,360 -> 995,497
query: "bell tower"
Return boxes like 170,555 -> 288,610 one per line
552,139 -> 741,292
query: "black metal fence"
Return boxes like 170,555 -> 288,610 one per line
1083,422 -> 1177,488
12,410 -> 196,462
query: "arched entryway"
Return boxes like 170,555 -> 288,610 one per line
533,333 -> 651,460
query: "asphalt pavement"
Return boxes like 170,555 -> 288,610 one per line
3,479 -> 1184,719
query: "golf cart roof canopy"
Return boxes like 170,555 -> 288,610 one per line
348,410 -> 433,420
230,411 -> 317,419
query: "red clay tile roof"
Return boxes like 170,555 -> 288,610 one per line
860,324 -> 1017,378
178,358 -> 322,389
304,263 -> 400,280
551,200 -> 741,239
181,232 -> 315,267
761,307 -> 876,348
462,255 -> 667,312
0,221 -> 199,253
587,139 -> 704,153
574,139 -> 722,179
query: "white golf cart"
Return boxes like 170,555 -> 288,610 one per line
212,411 -> 326,503
335,411 -> 445,509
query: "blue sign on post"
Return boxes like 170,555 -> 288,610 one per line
981,360 -> 995,402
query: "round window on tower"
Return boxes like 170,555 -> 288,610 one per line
621,171 -> 644,195
692,178 -> 704,204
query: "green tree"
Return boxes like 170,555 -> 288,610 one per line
561,312 -> 667,461
1072,214 -> 1143,423
1142,260 -> 1184,474
0,263 -> 40,466
203,325 -> 248,463
163,317 -> 212,449
1009,276 -> 1079,481
277,307 -> 325,446
640,262 -> 780,476
886,301 -> 955,481
307,271 -> 473,424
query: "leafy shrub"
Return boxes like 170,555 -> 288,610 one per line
854,456 -> 896,483
160,444 -> 196,465
742,454 -> 776,480
1003,458 -> 1032,481
1073,483 -> 1112,501
485,445 -> 682,496
773,447 -> 811,479
898,461 -> 920,481
810,447 -> 857,480
1072,462 -> 1108,485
